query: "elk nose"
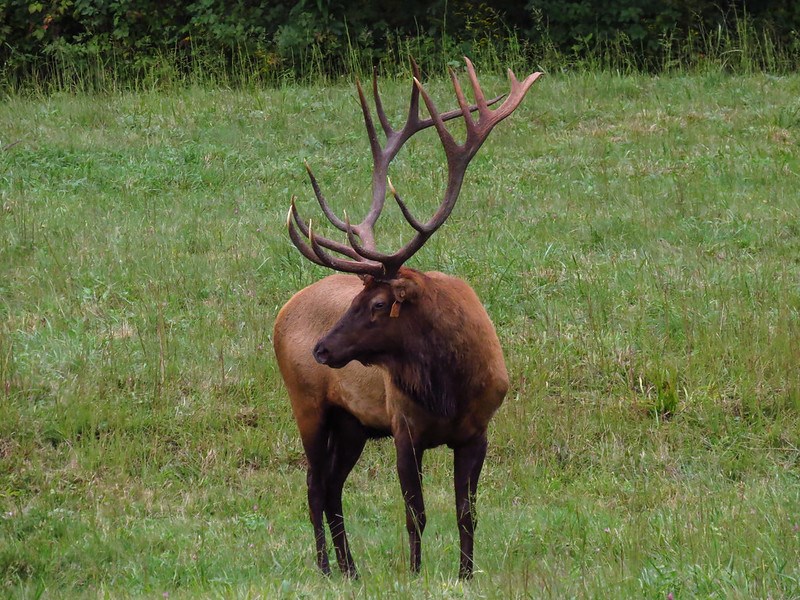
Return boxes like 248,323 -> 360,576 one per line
312,340 -> 330,365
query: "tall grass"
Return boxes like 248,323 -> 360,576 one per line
3,11 -> 799,96
538,11 -> 800,75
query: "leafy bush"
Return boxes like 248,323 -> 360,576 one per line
1,0 -> 798,88
525,0 -> 800,71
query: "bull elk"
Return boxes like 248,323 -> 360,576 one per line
273,58 -> 541,578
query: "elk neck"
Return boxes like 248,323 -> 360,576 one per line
380,274 -> 476,419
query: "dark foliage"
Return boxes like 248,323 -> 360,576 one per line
1,0 -> 798,84
525,0 -> 800,65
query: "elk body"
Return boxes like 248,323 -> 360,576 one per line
273,59 -> 541,578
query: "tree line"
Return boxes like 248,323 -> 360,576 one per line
2,0 -> 798,85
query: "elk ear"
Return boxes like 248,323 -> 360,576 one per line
390,277 -> 421,305
389,275 -> 421,317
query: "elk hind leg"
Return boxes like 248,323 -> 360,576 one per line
453,433 -> 488,579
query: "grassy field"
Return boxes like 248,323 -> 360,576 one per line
1,67 -> 800,598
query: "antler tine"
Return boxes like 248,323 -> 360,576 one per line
464,58 -> 489,114
288,196 -> 384,276
305,161 -> 348,233
413,76 -> 461,163
307,220 -> 384,276
405,57 -> 423,129
372,67 -> 394,138
356,79 -> 383,164
388,177 -> 426,234
448,66 -> 478,137
287,207 -> 329,268
497,68 -> 542,119
302,219 -> 388,276
289,198 -> 364,261
289,195 -> 391,276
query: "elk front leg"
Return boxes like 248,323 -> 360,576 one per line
453,434 -> 488,579
300,422 -> 331,575
394,428 -> 426,573
324,411 -> 368,578
306,464 -> 330,575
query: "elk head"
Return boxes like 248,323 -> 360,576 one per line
288,58 -> 542,367
313,268 -> 424,368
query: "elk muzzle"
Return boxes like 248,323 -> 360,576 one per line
312,339 -> 332,366
312,336 -> 353,369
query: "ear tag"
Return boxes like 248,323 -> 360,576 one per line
390,301 -> 401,318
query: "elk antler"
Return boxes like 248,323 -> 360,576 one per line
288,57 -> 542,278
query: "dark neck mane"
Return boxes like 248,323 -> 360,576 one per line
389,349 -> 462,418
384,290 -> 468,418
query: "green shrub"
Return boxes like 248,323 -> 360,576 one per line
1,0 -> 798,89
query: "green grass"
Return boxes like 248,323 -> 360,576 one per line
1,69 -> 800,598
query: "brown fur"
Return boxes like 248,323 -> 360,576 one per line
274,267 -> 508,578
